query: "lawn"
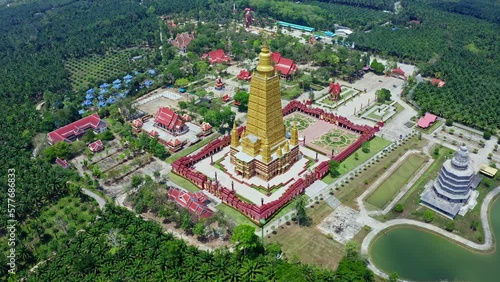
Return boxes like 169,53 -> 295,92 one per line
216,204 -> 258,228
167,172 -> 201,193
267,201 -> 344,270
338,136 -> 392,175
165,133 -> 220,164
321,136 -> 391,185
334,136 -> 428,209
365,153 -> 428,209
65,47 -> 150,92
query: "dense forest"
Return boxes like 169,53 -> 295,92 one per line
351,0 -> 500,130
25,206 -> 372,281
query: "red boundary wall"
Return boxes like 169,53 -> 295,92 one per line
171,101 -> 378,223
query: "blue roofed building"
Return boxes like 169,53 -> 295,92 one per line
106,97 -> 116,104
98,101 -> 107,108
99,89 -> 108,95
112,84 -> 121,89
82,100 -> 93,107
113,79 -> 121,85
85,93 -> 94,100
78,109 -> 86,115
144,80 -> 154,87
134,71 -> 140,75
100,83 -> 110,89
124,74 -> 133,80
148,69 -> 156,75
86,88 -> 96,95
98,95 -> 105,101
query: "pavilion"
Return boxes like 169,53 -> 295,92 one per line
201,49 -> 229,64
154,107 -> 188,136
270,52 -> 297,79
328,82 -> 342,101
167,188 -> 213,220
88,139 -> 104,153
82,100 -> 93,107
391,68 -> 406,80
431,78 -> 446,87
169,32 -> 195,52
47,113 -> 107,145
99,83 -> 110,89
417,112 -> 437,128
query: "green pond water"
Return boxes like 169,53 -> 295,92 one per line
370,198 -> 500,282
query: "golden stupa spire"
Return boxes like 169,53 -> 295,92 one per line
277,145 -> 282,157
290,122 -> 298,146
256,42 -> 274,74
231,121 -> 240,147
284,140 -> 290,152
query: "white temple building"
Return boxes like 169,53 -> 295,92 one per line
420,146 -> 481,218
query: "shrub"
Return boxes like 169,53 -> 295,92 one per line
393,204 -> 404,213
423,210 -> 434,222
445,221 -> 455,232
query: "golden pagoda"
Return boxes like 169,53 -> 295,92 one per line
230,44 -> 299,180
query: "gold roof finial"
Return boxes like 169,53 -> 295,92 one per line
256,43 -> 274,74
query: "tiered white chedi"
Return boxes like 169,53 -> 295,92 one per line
420,146 -> 481,218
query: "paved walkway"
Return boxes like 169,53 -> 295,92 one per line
82,188 -> 106,210
360,186 -> 500,280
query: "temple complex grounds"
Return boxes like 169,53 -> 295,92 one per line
194,145 -> 330,205
284,112 -> 360,156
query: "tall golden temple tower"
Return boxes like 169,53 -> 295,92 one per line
230,44 -> 299,181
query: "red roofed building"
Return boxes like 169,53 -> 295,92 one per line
237,70 -> 252,80
169,32 -> 195,52
200,122 -> 212,136
417,112 -> 438,128
328,82 -> 342,101
270,52 -> 297,79
88,139 -> 104,153
202,49 -> 229,64
154,107 -> 188,135
168,188 -> 213,219
148,130 -> 159,138
391,68 -> 406,80
131,119 -> 143,133
167,138 -> 184,152
55,158 -> 70,169
431,78 -> 446,87
47,113 -> 107,145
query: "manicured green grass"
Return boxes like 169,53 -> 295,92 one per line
165,133 -> 220,164
216,204 -> 258,228
167,172 -> 201,193
365,154 -> 428,209
338,136 -> 392,175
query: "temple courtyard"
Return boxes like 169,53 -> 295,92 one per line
284,112 -> 360,156
194,145 -> 329,205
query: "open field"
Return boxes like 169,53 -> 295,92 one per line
267,201 -> 344,270
365,153 -> 428,209
216,204 -> 258,228
377,145 -> 500,244
65,48 -> 150,91
167,172 -> 201,193
334,137 -> 428,209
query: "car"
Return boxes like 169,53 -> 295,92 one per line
378,80 -> 382,82
393,84 -> 397,88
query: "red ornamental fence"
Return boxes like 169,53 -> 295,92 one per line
171,101 -> 376,222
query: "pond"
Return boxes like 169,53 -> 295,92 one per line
370,198 -> 500,281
